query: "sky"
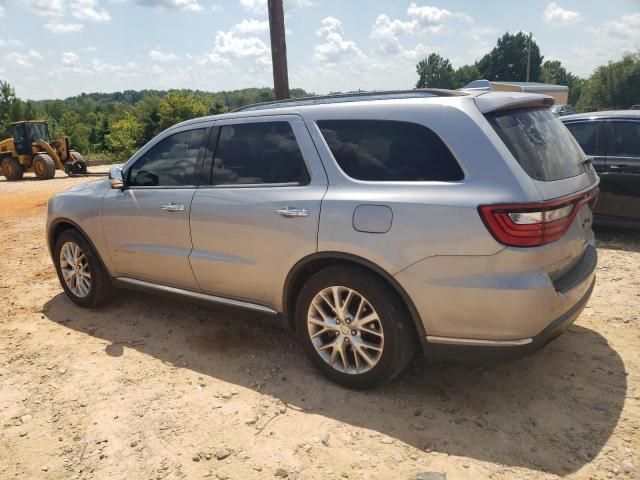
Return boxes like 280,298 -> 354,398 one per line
0,0 -> 638,100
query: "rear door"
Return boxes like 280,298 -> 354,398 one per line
601,119 -> 640,221
189,115 -> 327,310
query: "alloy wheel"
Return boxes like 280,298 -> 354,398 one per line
59,241 -> 91,297
307,286 -> 384,374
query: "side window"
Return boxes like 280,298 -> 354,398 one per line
565,121 -> 599,156
317,120 -> 464,181
610,121 -> 640,157
129,128 -> 205,187
211,121 -> 309,186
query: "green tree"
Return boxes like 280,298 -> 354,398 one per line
0,81 -> 17,137
477,32 -> 543,82
416,53 -> 456,89
158,91 -> 208,131
453,64 -> 481,88
577,52 -> 640,112
105,112 -> 143,162
540,60 -> 583,105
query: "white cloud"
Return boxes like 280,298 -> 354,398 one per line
231,18 -> 269,36
188,51 -> 231,67
135,0 -> 203,11
25,0 -> 110,22
6,52 -> 35,68
371,3 -> 472,41
213,31 -> 269,58
543,2 -> 583,25
45,23 -> 85,33
71,0 -> 111,22
56,58 -> 141,79
0,38 -> 22,47
370,3 -> 472,56
314,17 -> 364,64
24,0 -> 65,16
28,49 -> 44,60
149,49 -> 179,62
316,16 -> 343,36
61,51 -> 80,65
0,6 -> 5,17
589,12 -> 640,42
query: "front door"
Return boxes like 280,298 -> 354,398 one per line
189,116 -> 327,310
601,120 -> 640,221
101,126 -> 208,290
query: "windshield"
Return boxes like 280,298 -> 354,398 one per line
29,123 -> 49,141
487,108 -> 588,181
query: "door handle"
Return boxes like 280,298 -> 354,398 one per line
161,202 -> 185,212
276,207 -> 309,218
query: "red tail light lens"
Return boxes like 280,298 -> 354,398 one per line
479,187 -> 599,247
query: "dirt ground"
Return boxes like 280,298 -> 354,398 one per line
0,168 -> 638,480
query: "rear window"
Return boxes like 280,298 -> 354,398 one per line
487,108 -> 588,181
317,120 -> 464,182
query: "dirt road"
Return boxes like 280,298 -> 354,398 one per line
0,170 -> 638,479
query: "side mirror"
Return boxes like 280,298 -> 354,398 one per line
109,166 -> 125,190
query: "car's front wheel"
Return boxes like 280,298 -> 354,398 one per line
53,229 -> 114,308
295,266 -> 416,389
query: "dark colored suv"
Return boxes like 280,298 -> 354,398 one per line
562,111 -> 640,228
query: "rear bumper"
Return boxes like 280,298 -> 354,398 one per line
396,238 -> 598,353
422,276 -> 595,360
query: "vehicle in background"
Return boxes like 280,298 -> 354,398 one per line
630,105 -> 640,110
562,111 -> 640,228
551,104 -> 577,116
47,89 -> 599,389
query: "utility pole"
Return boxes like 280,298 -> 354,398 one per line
268,0 -> 290,100
526,32 -> 532,82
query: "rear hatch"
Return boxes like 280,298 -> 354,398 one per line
475,93 -> 599,285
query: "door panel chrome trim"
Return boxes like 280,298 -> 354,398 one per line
426,335 -> 533,347
115,277 -> 278,315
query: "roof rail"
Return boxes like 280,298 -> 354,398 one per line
232,88 -> 466,112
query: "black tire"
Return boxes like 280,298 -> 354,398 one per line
1,157 -> 24,181
53,229 -> 115,308
295,266 -> 416,389
33,153 -> 56,180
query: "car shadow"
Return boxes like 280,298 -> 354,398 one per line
43,290 -> 626,476
595,226 -> 640,253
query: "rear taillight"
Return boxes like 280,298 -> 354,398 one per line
479,187 -> 599,247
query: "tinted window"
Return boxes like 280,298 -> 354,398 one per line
565,121 -> 599,156
129,129 -> 204,186
317,120 -> 463,181
211,122 -> 309,185
487,108 -> 588,181
610,121 -> 640,157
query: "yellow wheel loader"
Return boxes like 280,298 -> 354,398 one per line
0,121 -> 87,181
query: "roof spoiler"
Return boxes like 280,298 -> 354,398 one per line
474,92 -> 555,114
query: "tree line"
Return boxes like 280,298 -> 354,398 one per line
0,85 -> 309,161
416,31 -> 640,111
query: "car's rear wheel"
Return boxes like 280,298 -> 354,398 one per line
295,266 -> 415,389
53,229 -> 114,308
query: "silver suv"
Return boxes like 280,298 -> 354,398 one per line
47,90 -> 599,389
